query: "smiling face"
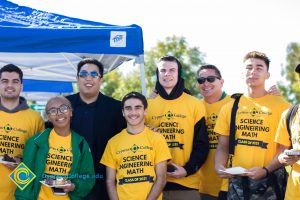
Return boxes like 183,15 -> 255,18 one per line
122,98 -> 147,128
77,63 -> 103,99
0,72 -> 22,101
46,97 -> 72,130
244,58 -> 270,88
197,68 -> 223,101
157,60 -> 179,94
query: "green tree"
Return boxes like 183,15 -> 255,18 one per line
102,68 -> 142,100
102,35 -> 206,99
144,35 -> 206,97
278,42 -> 300,104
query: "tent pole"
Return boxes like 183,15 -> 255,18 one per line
135,55 -> 146,96
139,62 -> 146,96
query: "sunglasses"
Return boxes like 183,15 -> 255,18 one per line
197,76 -> 221,84
78,70 -> 101,79
47,104 -> 70,116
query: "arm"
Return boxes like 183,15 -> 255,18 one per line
246,143 -> 285,180
147,161 -> 167,200
182,117 -> 209,176
214,135 -> 232,178
106,166 -> 118,200
267,85 -> 280,96
278,143 -> 300,165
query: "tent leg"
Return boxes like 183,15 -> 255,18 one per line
139,63 -> 147,96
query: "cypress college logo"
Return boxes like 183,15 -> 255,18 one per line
10,162 -> 36,190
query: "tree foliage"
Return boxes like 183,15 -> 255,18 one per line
278,42 -> 300,104
102,35 -> 206,99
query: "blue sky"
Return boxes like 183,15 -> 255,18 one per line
11,0 -> 300,94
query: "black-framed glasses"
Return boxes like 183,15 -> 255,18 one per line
46,104 -> 70,116
78,70 -> 101,79
197,76 -> 221,84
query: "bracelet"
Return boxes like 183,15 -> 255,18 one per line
262,167 -> 269,177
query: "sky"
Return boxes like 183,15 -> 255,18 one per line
10,0 -> 300,94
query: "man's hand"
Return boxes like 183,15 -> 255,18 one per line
267,85 -> 280,96
278,150 -> 300,165
2,162 -> 18,170
245,167 -> 267,180
166,163 -> 187,179
149,89 -> 158,99
215,164 -> 233,179
56,182 -> 75,193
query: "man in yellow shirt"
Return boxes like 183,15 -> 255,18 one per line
0,64 -> 45,200
101,92 -> 171,200
196,64 -> 231,200
214,51 -> 290,199
146,56 -> 209,200
276,63 -> 300,200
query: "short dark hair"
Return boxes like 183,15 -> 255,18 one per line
197,64 -> 222,78
158,55 -> 184,78
0,64 -> 23,83
243,51 -> 270,71
77,58 -> 104,77
121,92 -> 148,109
159,55 -> 182,69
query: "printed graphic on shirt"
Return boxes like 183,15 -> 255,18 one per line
45,146 -> 72,175
44,130 -> 73,177
235,107 -> 271,149
207,112 -> 219,149
117,144 -> 154,183
0,124 -> 27,155
151,111 -> 186,149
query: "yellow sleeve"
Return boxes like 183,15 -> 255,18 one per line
100,141 -> 117,169
214,102 -> 232,136
194,100 -> 206,125
275,109 -> 291,147
154,134 -> 172,164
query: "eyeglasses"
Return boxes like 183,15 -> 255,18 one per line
46,104 -> 71,116
78,70 -> 101,79
197,76 -> 221,84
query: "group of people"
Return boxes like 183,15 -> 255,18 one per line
0,51 -> 300,200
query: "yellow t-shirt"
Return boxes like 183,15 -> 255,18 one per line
275,107 -> 300,200
145,93 -> 206,189
100,127 -> 171,200
198,95 -> 231,196
0,109 -> 44,200
214,95 -> 290,169
38,130 -> 73,200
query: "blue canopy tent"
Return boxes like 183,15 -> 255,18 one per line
0,0 -> 145,99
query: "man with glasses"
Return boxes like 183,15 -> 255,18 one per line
66,58 -> 126,200
0,64 -> 44,200
214,51 -> 290,199
145,55 -> 209,200
196,64 -> 231,200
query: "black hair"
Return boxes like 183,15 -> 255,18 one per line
77,58 -> 104,77
197,64 -> 222,78
121,92 -> 148,109
0,64 -> 23,83
243,51 -> 270,71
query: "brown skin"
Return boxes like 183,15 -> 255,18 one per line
45,96 -> 75,192
215,58 -> 282,180
106,98 -> 167,199
77,64 -> 103,104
